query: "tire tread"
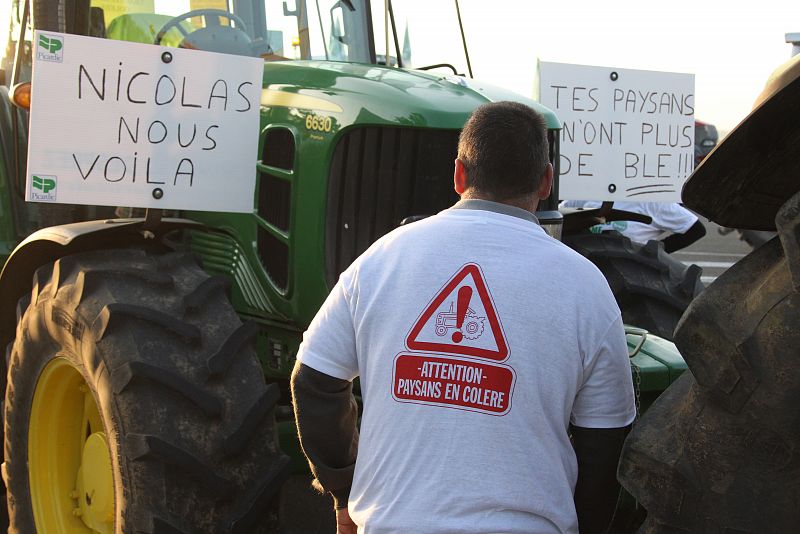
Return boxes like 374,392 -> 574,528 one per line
5,249 -> 287,532
563,231 -> 703,339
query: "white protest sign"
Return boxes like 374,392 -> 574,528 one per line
27,31 -> 262,213
538,61 -> 694,202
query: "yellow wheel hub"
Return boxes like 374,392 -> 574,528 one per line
29,357 -> 114,533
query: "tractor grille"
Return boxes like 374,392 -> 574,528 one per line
189,231 -> 275,313
257,227 -> 289,291
259,175 -> 291,232
257,127 -> 295,290
325,126 -> 460,286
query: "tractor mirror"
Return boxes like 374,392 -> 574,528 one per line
330,1 -> 351,44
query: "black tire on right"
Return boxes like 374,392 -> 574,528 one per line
563,232 -> 703,340
618,192 -> 800,532
738,229 -> 777,250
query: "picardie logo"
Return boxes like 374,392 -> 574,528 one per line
38,35 -> 62,53
36,34 -> 64,62
33,175 -> 55,193
30,174 -> 57,201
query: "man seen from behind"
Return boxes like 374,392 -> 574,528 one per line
291,101 -> 637,534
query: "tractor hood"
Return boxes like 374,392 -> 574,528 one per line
682,54 -> 800,230
260,60 -> 559,131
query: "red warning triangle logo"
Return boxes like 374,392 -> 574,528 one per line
406,263 -> 508,361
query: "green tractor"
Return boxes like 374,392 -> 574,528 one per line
0,0 -> 688,531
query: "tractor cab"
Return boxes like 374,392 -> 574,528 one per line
0,0 -> 512,264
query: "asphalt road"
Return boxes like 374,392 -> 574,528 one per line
671,217 -> 755,285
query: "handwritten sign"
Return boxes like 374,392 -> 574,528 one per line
538,61 -> 694,202
26,31 -> 262,213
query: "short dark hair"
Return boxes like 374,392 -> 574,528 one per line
457,101 -> 549,200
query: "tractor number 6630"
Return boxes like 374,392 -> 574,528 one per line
305,114 -> 333,132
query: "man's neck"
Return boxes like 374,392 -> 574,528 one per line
451,198 -> 540,225
459,191 -> 538,213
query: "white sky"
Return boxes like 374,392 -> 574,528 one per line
3,0 -> 797,134
458,0 -> 800,134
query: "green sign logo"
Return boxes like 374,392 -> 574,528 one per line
36,34 -> 64,62
30,174 -> 57,201
38,35 -> 63,54
32,175 -> 56,193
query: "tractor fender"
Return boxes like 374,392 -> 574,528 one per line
0,218 -> 205,352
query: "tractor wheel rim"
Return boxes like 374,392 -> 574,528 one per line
29,357 -> 114,533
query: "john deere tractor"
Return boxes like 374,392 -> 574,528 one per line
0,1 -> 688,532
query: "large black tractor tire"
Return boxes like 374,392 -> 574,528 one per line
563,232 -> 703,340
618,192 -> 800,532
4,249 -> 290,532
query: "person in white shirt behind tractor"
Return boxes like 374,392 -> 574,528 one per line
561,200 -> 707,253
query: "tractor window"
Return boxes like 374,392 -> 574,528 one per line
93,0 -> 236,48
279,0 -> 372,62
3,1 -> 32,78
89,1 -> 374,62
370,0 -> 469,74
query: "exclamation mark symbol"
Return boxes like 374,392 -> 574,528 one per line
452,285 -> 472,343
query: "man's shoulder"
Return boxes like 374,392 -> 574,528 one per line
345,213 -> 448,271
550,241 -> 612,282
351,209 -> 605,280
366,212 -> 447,248
535,240 -> 618,308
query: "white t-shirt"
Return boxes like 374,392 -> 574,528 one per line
297,202 -> 636,534
561,201 -> 698,244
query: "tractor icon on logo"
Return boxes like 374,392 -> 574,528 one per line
435,303 -> 485,340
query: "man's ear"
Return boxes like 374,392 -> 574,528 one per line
537,163 -> 554,200
454,159 -> 468,195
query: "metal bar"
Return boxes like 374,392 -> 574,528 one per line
388,0 -> 402,68
454,0 -> 473,78
143,209 -> 163,232
384,0 -> 389,66
12,0 -> 29,87
315,0 -> 329,59
11,0 -> 30,204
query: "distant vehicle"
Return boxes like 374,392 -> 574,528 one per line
694,119 -> 718,165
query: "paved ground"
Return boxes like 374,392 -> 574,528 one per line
672,217 -> 755,285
